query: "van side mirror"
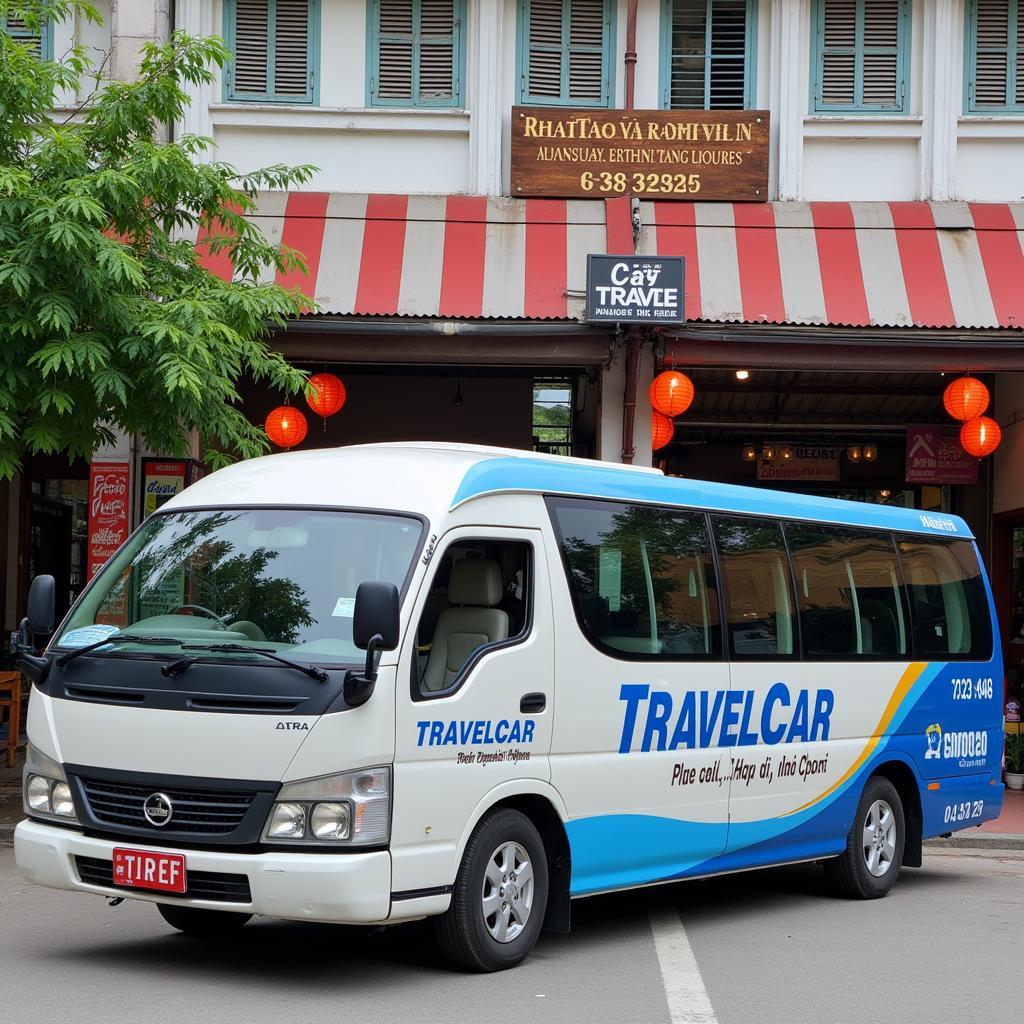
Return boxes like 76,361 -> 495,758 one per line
27,575 -> 56,636
344,581 -> 400,708
17,574 -> 56,684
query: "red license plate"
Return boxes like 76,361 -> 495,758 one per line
112,848 -> 187,894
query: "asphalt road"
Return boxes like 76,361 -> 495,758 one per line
0,842 -> 1017,1024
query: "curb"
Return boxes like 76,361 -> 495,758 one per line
925,833 -> 1024,852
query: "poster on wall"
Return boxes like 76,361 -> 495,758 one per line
905,426 -> 979,485
141,459 -> 187,519
86,461 -> 130,580
756,446 -> 840,482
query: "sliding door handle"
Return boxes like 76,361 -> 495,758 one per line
520,692 -> 546,714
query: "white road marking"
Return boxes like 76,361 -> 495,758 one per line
649,904 -> 719,1024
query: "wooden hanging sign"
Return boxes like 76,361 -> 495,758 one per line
510,106 -> 769,201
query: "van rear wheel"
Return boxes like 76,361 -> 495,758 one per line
157,903 -> 252,936
434,807 -> 548,972
825,775 -> 905,899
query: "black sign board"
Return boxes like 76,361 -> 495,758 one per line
585,255 -> 686,324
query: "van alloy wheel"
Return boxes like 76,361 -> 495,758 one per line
862,799 -> 897,877
481,841 -> 534,943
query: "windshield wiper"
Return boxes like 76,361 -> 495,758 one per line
56,635 -> 185,668
179,643 -> 329,683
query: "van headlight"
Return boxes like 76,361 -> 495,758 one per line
23,743 -> 79,823
262,767 -> 390,846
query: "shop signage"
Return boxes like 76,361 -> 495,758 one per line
757,446 -> 840,482
141,459 -> 188,520
511,106 -> 769,201
586,255 -> 685,323
86,461 -> 130,579
905,426 -> 979,485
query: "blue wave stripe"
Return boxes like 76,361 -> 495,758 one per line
566,664 -> 946,896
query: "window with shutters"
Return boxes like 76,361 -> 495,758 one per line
224,0 -> 319,104
966,0 -> 1024,113
661,0 -> 756,110
517,0 -> 615,107
1,10 -> 51,58
811,0 -> 909,113
368,0 -> 466,107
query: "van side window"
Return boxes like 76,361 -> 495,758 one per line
712,516 -> 796,659
897,537 -> 992,660
547,497 -> 721,659
785,524 -> 907,659
416,540 -> 531,694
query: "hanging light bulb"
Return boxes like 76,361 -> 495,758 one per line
762,444 -> 776,461
863,445 -> 877,463
780,445 -> 794,461
741,444 -> 757,462
735,369 -> 750,381
847,445 -> 863,463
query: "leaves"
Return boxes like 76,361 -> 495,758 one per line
0,2 -> 316,475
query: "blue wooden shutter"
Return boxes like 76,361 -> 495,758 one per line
371,0 -> 463,107
664,0 -> 753,110
967,0 -> 1023,112
2,11 -> 49,57
520,0 -> 613,106
814,0 -> 908,113
227,0 -> 317,103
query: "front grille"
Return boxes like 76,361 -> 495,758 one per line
78,777 -> 257,835
75,856 -> 252,903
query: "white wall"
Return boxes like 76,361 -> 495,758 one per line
167,0 -> 1024,200
994,373 -> 1024,516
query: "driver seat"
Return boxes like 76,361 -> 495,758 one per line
421,559 -> 509,692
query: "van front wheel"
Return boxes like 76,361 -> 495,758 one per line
434,807 -> 549,972
825,775 -> 905,899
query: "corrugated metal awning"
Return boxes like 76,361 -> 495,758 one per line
196,194 -> 1024,330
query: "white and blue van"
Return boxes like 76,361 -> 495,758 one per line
14,443 -> 1003,970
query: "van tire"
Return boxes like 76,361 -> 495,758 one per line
157,903 -> 252,936
825,775 -> 905,899
434,807 -> 548,972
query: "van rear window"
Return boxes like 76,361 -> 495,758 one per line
896,537 -> 992,661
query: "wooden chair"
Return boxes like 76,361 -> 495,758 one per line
0,671 -> 24,769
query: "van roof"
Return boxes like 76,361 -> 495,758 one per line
167,442 -> 974,541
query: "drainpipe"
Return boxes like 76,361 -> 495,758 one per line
624,0 -> 638,108
619,1 -> 640,463
620,330 -> 640,464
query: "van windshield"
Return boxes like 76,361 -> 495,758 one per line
55,508 -> 423,666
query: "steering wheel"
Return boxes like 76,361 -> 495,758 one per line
175,604 -> 228,626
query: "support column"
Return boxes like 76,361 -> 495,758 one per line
110,0 -> 170,82
175,0 -> 216,149
469,0 -> 504,195
597,338 -> 654,466
771,0 -> 806,201
921,0 -> 958,200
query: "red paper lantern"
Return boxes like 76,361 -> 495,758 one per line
652,411 -> 674,451
265,406 -> 308,449
960,416 -> 1001,458
650,370 -> 694,417
943,376 -> 989,421
306,372 -> 346,418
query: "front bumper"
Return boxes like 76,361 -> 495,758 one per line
14,819 -> 392,923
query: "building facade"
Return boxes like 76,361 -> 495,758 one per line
4,0 -> 1024,690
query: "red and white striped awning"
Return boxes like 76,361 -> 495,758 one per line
197,194 -> 1024,330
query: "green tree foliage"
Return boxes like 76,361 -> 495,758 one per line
0,1 -> 316,477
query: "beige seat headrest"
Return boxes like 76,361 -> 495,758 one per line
448,558 -> 504,607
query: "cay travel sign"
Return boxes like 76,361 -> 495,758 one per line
511,107 -> 770,201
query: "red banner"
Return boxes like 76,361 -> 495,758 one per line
905,426 -> 979,485
87,461 -> 130,579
